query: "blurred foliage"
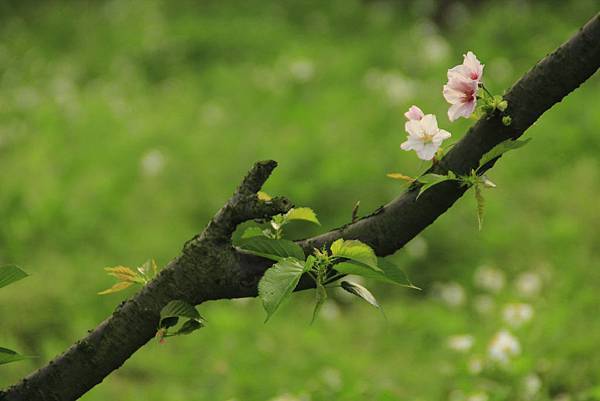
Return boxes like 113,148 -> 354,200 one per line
0,0 -> 599,400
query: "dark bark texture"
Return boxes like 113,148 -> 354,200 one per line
2,13 -> 600,401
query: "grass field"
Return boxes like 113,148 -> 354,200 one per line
1,1 -> 599,400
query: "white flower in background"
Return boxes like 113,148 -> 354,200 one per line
401,114 -> 452,160
269,394 -> 305,401
466,392 -> 488,401
522,373 -> 542,399
488,330 -> 521,364
140,149 -> 165,177
201,102 -> 226,126
515,271 -> 542,298
473,294 -> 495,315
502,303 -> 534,327
447,334 -> 474,352
405,236 -> 428,259
474,265 -> 505,293
319,302 -> 341,321
288,58 -> 315,82
448,389 -> 465,401
363,69 -> 416,105
320,367 -> 342,391
433,282 -> 466,307
468,356 -> 484,375
423,35 -> 450,64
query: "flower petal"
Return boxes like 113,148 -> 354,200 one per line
433,129 -> 452,144
404,105 -> 424,121
416,143 -> 439,160
401,136 -> 424,152
405,119 -> 424,137
421,114 -> 439,135
448,100 -> 476,121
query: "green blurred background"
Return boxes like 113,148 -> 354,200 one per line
1,1 -> 599,400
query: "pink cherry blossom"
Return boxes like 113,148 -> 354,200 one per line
443,75 -> 478,121
404,105 -> 424,121
448,51 -> 484,84
401,114 -> 451,161
443,51 -> 484,121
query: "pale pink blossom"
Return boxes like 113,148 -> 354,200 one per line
443,51 -> 484,121
443,75 -> 478,121
448,51 -> 484,84
401,114 -> 451,160
404,105 -> 424,121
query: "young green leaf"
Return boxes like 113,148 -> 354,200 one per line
258,257 -> 307,322
0,265 -> 28,289
475,184 -> 485,231
330,239 -> 381,272
257,191 -> 272,201
311,282 -> 328,324
239,237 -> 305,262
137,259 -> 158,280
241,226 -> 265,239
174,319 -> 204,335
104,266 -> 144,284
158,300 -> 204,339
478,138 -> 531,169
333,259 -> 419,289
377,258 -> 420,289
340,281 -> 379,308
0,347 -> 31,366
284,207 -> 320,225
416,173 -> 454,199
160,300 -> 201,325
386,173 -> 415,183
97,281 -> 133,295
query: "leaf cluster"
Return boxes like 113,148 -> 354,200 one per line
156,300 -> 205,342
389,138 -> 530,230
239,237 -> 418,323
98,259 -> 159,295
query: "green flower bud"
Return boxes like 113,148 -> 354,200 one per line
502,116 -> 512,126
497,100 -> 508,112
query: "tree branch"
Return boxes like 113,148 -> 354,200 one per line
2,13 -> 599,401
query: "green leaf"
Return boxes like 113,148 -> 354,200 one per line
284,207 -> 320,225
158,301 -> 205,339
377,258 -> 420,289
475,184 -> 485,231
340,281 -> 379,308
97,281 -> 133,295
330,239 -> 381,272
239,237 -> 305,262
333,259 -> 419,289
0,265 -> 28,289
416,173 -> 453,199
0,347 -> 31,365
258,257 -> 307,322
386,173 -> 415,183
478,138 -> 531,169
173,319 -> 204,336
160,300 -> 201,329
241,226 -> 265,239
311,282 -> 328,324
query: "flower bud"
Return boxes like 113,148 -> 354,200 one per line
497,100 -> 508,112
502,116 -> 512,126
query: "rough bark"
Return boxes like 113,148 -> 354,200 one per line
2,12 -> 599,401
